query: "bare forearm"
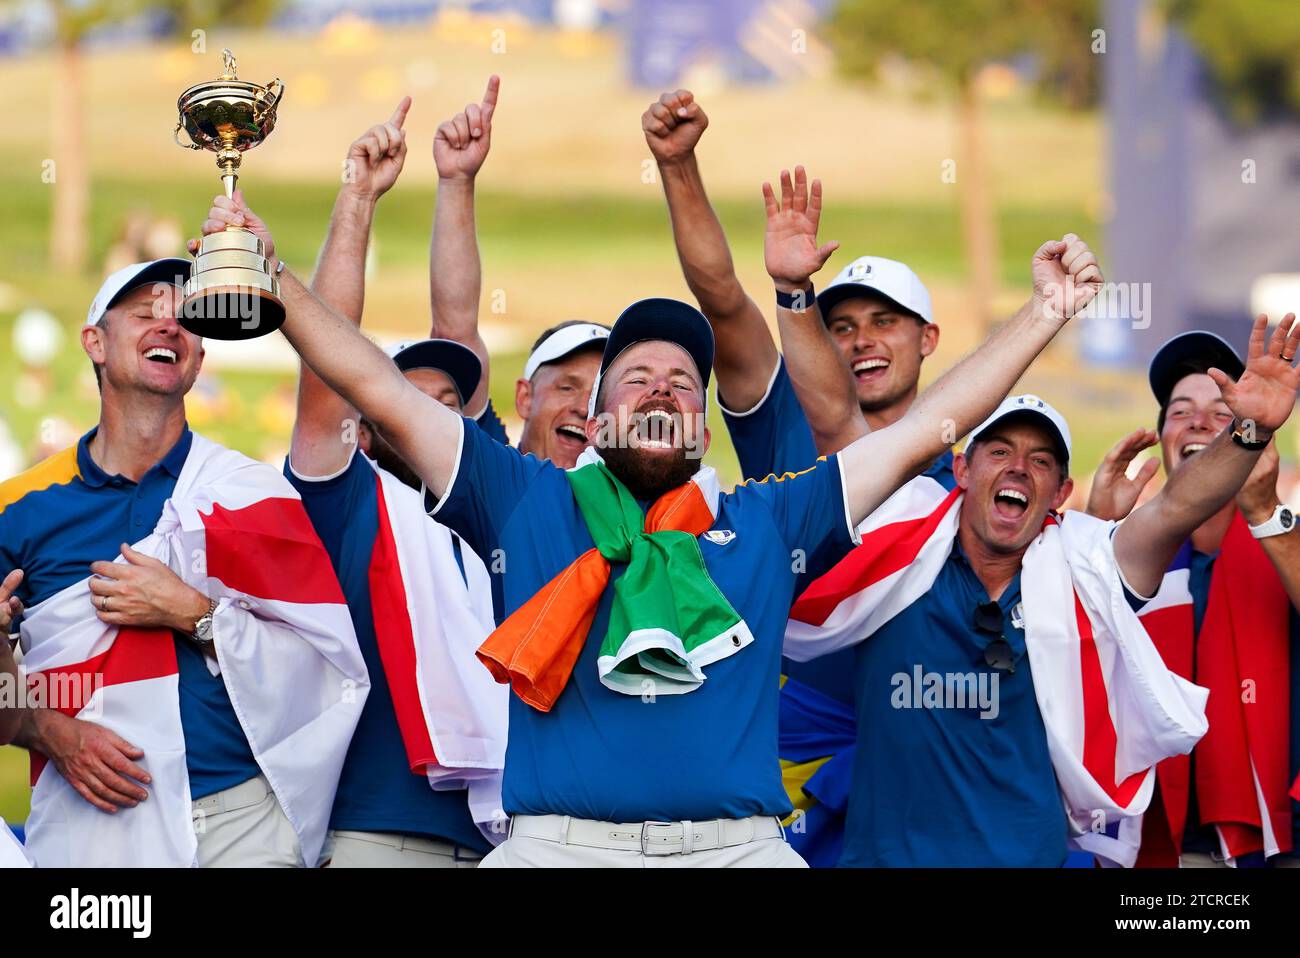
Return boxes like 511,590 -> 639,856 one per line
661,156 -> 776,410
312,190 -> 376,323
9,702 -> 48,752
293,190 -> 376,474
281,268 -> 410,433
1160,431 -> 1260,533
1115,430 -> 1263,595
1256,529 -> 1300,611
430,177 -> 482,334
840,299 -> 1063,524
659,156 -> 749,316
776,299 -> 866,455
430,176 -> 489,413
905,299 -> 1060,464
280,269 -> 462,496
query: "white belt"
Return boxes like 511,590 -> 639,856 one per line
508,814 -> 784,856
191,774 -> 270,816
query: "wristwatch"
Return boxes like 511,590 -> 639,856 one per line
776,284 -> 815,311
1230,419 -> 1270,451
191,598 -> 218,644
1248,503 -> 1295,539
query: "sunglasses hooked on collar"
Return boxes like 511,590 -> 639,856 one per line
973,600 -> 1016,673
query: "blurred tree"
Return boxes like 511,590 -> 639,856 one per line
826,0 -> 1100,331
44,0 -> 279,274
1166,0 -> 1300,124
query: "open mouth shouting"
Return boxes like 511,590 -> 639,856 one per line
633,408 -> 678,450
991,485 -> 1031,522
143,346 -> 179,365
851,356 -> 890,384
1180,442 -> 1207,459
554,422 -> 587,456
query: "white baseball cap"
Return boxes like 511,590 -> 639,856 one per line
85,259 -> 191,329
966,394 -> 1072,467
816,255 -> 933,324
523,322 -> 610,381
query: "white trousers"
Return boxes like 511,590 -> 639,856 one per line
192,774 -> 302,867
324,829 -> 483,868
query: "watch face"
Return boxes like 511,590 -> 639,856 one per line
1282,508 -> 1294,529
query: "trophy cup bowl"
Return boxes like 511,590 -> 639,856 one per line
175,50 -> 285,340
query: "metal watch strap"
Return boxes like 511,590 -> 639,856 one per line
193,598 -> 218,642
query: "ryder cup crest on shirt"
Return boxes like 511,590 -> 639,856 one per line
816,255 -> 934,324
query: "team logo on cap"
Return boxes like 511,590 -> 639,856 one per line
850,262 -> 873,278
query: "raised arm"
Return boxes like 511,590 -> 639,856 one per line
430,76 -> 498,418
1236,441 -> 1300,612
292,99 -> 409,477
1114,314 -> 1300,597
200,196 -> 464,499
643,90 -> 777,412
836,234 -> 1102,525
762,166 -> 865,454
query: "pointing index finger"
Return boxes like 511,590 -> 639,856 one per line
482,75 -> 500,111
389,95 -> 412,130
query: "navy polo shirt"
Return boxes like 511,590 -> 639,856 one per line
473,400 -> 510,448
284,449 -> 490,852
721,357 -> 955,704
429,418 -> 857,823
841,540 -> 1067,867
0,427 -> 259,800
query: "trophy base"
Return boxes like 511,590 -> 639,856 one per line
179,286 -> 285,340
180,226 -> 284,339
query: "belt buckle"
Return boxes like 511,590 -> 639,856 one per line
640,820 -> 678,856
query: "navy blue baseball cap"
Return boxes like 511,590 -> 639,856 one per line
589,297 -> 714,415
1148,331 -> 1244,407
386,338 -> 482,407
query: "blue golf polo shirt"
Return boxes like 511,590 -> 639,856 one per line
473,399 -> 510,448
285,448 -> 490,853
841,539 -> 1067,867
0,426 -> 259,800
722,357 -> 955,705
428,417 -> 858,823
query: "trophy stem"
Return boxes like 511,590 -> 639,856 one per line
216,143 -> 241,199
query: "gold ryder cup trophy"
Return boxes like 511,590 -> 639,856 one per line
174,49 -> 285,339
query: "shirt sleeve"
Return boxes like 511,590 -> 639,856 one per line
423,415 -> 551,558
283,449 -> 375,561
720,357 -> 820,482
737,453 -> 859,585
473,399 -> 511,447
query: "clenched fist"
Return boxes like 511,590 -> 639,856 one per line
1031,233 -> 1103,322
189,189 -> 275,262
643,89 -> 708,165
